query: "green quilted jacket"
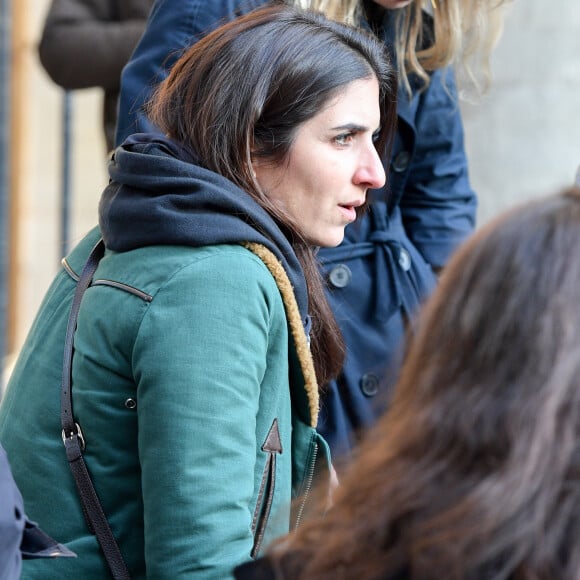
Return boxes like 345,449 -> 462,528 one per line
0,227 -> 330,579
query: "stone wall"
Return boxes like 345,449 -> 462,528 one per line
461,0 -> 580,224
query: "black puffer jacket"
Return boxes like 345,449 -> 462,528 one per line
38,0 -> 154,151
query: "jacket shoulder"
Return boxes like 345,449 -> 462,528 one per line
95,243 -> 281,301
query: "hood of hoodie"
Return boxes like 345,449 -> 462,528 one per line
99,133 -> 309,328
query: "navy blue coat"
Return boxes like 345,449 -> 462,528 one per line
0,445 -> 24,579
0,444 -> 74,578
115,0 -> 476,459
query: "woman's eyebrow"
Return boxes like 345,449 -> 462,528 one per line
331,123 -> 367,132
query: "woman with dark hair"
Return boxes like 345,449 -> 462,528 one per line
115,0 -> 507,460
236,185 -> 580,580
0,5 -> 396,578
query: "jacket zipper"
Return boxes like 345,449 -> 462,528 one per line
293,440 -> 318,530
251,453 -> 277,558
251,419 -> 283,558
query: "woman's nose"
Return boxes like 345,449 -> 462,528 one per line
354,145 -> 386,189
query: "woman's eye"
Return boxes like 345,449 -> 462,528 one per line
335,132 -> 354,146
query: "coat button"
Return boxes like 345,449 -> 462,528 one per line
360,373 -> 380,397
328,264 -> 352,288
391,150 -> 411,173
398,248 -> 411,271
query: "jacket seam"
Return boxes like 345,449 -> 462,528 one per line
62,257 -> 153,302
91,279 -> 153,302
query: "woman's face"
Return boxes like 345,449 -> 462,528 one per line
371,0 -> 414,9
253,76 -> 385,248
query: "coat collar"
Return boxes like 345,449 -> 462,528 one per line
243,243 -> 319,428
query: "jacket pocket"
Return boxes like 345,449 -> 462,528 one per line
251,418 -> 282,558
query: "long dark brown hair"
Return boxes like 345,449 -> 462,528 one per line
268,186 -> 580,579
146,4 -> 397,386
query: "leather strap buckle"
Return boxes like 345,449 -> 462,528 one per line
61,422 -> 86,451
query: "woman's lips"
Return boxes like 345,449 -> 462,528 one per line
338,204 -> 358,222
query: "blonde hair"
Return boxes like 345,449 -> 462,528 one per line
291,0 -> 508,96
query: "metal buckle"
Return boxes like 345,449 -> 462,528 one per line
61,422 -> 86,451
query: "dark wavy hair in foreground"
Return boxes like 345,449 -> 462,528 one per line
267,185 -> 580,580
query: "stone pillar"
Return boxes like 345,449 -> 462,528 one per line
461,0 -> 580,225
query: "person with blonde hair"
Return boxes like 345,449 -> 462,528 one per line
235,185 -> 580,580
115,0 -> 507,459
294,0 -> 504,94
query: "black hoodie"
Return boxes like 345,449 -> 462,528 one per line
99,133 -> 310,331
